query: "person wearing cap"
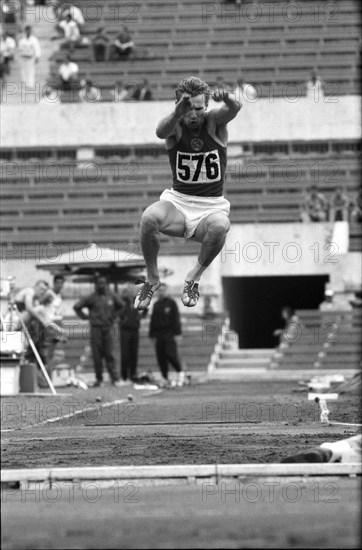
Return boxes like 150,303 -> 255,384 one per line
17,25 -> 41,88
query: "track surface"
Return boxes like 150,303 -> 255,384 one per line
1,477 -> 361,549
1,380 -> 361,468
1,379 -> 361,548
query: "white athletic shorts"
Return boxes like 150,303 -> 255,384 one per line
160,188 -> 230,239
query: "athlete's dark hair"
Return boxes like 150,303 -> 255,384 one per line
175,76 -> 211,106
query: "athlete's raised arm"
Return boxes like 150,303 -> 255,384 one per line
155,93 -> 191,139
209,89 -> 242,126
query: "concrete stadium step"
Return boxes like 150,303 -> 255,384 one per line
213,348 -> 274,370
216,358 -> 272,369
277,361 -> 360,369
219,349 -> 274,360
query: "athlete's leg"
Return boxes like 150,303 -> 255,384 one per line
182,212 -> 230,307
192,211 -> 230,276
135,200 -> 186,310
139,200 -> 186,282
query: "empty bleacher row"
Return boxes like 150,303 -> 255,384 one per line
0,146 -> 360,253
271,309 -> 362,369
48,0 -> 361,99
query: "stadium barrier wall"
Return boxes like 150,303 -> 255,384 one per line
1,97 -> 360,147
1,222 -> 360,316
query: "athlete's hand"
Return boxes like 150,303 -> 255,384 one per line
175,93 -> 191,117
212,89 -> 230,102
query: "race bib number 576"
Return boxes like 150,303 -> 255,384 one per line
176,150 -> 221,184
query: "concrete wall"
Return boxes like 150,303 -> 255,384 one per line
1,96 -> 360,148
1,222 -> 360,317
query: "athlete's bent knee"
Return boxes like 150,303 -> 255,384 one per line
140,206 -> 163,231
208,217 -> 230,237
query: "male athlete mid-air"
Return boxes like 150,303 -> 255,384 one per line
134,76 -> 241,311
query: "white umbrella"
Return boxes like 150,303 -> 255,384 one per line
36,244 -> 146,283
36,243 -> 172,284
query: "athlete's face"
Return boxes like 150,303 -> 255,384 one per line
181,94 -> 207,129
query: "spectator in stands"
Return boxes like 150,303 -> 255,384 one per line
119,288 -> 145,384
0,29 -> 16,80
1,1 -> 17,24
300,185 -> 328,222
109,25 -> 135,61
0,30 -> 6,89
233,77 -> 257,102
319,289 -> 352,312
132,78 -> 153,101
329,186 -> 351,222
17,25 -> 41,88
92,27 -> 109,62
78,78 -> 101,102
58,54 -> 79,90
59,4 -> 85,28
306,70 -> 324,102
149,283 -> 185,388
113,80 -> 130,102
40,85 -> 61,103
57,13 -> 80,52
351,188 -> 362,223
349,290 -> 362,309
273,306 -> 300,348
73,275 -> 125,388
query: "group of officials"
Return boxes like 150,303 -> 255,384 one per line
12,275 -> 184,389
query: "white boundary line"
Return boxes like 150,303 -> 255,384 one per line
0,399 -> 127,433
1,463 -> 361,483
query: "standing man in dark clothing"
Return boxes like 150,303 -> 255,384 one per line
119,289 -> 143,383
149,283 -> 185,387
73,276 -> 124,387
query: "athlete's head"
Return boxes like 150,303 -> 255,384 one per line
175,76 -> 211,129
34,280 -> 49,298
175,76 -> 211,106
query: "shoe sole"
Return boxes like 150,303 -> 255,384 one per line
181,297 -> 198,307
135,282 -> 160,310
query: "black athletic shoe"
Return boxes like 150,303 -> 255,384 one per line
182,280 -> 200,307
134,280 -> 160,310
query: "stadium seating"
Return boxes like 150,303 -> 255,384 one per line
46,0 -> 361,99
0,146 -> 360,252
272,309 -> 362,369
1,1 -> 361,253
